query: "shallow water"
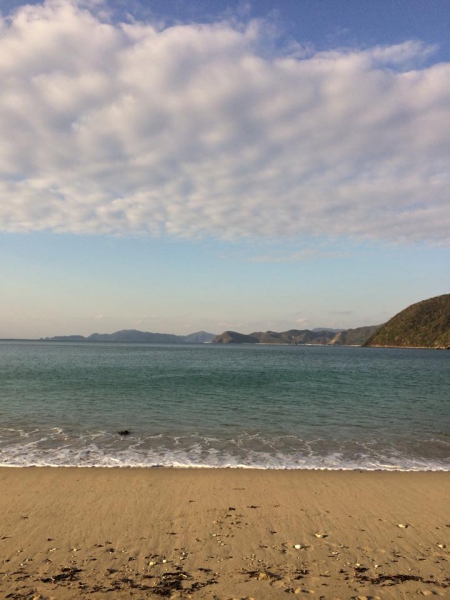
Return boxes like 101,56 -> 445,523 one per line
0,341 -> 449,469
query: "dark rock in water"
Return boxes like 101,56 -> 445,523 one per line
117,429 -> 131,436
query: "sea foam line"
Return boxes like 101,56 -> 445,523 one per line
0,450 -> 448,471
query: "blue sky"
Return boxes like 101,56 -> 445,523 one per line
4,0 -> 450,60
0,0 -> 449,337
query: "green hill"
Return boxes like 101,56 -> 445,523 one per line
213,329 -> 336,345
251,329 -> 335,344
212,331 -> 260,344
364,294 -> 450,348
328,325 -> 381,346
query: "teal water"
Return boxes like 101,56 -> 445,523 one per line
0,341 -> 449,469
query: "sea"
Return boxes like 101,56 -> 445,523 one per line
0,341 -> 449,470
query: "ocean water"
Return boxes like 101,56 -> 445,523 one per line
0,341 -> 449,470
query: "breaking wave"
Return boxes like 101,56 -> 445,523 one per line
1,427 -> 448,471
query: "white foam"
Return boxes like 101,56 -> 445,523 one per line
0,427 -> 449,471
0,445 -> 448,471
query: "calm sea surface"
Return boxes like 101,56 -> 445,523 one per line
0,341 -> 449,470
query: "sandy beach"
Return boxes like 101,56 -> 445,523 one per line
0,468 -> 449,600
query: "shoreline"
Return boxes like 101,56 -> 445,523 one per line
1,464 -> 449,471
2,338 -> 448,348
1,468 -> 449,599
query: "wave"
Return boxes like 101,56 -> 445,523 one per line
0,427 -> 449,471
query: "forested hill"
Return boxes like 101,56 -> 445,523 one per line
364,294 -> 450,349
213,329 -> 337,345
328,325 -> 381,346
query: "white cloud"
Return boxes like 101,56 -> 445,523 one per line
295,317 -> 308,327
0,0 -> 449,243
250,248 -> 348,263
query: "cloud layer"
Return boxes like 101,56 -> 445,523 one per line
0,0 -> 449,242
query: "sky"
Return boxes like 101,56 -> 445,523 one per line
0,0 -> 449,338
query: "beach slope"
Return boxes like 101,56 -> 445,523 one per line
0,468 -> 449,599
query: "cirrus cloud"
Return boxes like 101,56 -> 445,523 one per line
0,0 -> 449,243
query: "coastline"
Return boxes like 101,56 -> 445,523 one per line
2,338 -> 448,349
1,468 -> 449,599
1,464 -> 449,470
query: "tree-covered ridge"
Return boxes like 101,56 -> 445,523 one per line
213,329 -> 340,345
364,294 -> 450,348
212,331 -> 261,344
328,325 -> 381,346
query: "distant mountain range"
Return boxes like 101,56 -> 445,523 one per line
364,294 -> 450,349
34,324 -> 393,347
32,294 -> 450,348
39,327 -> 375,346
212,294 -> 450,348
312,327 -> 345,333
41,330 -> 216,344
212,326 -> 380,346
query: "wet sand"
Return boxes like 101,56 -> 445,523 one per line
0,468 -> 449,599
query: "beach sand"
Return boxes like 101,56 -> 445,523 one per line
0,468 -> 449,599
